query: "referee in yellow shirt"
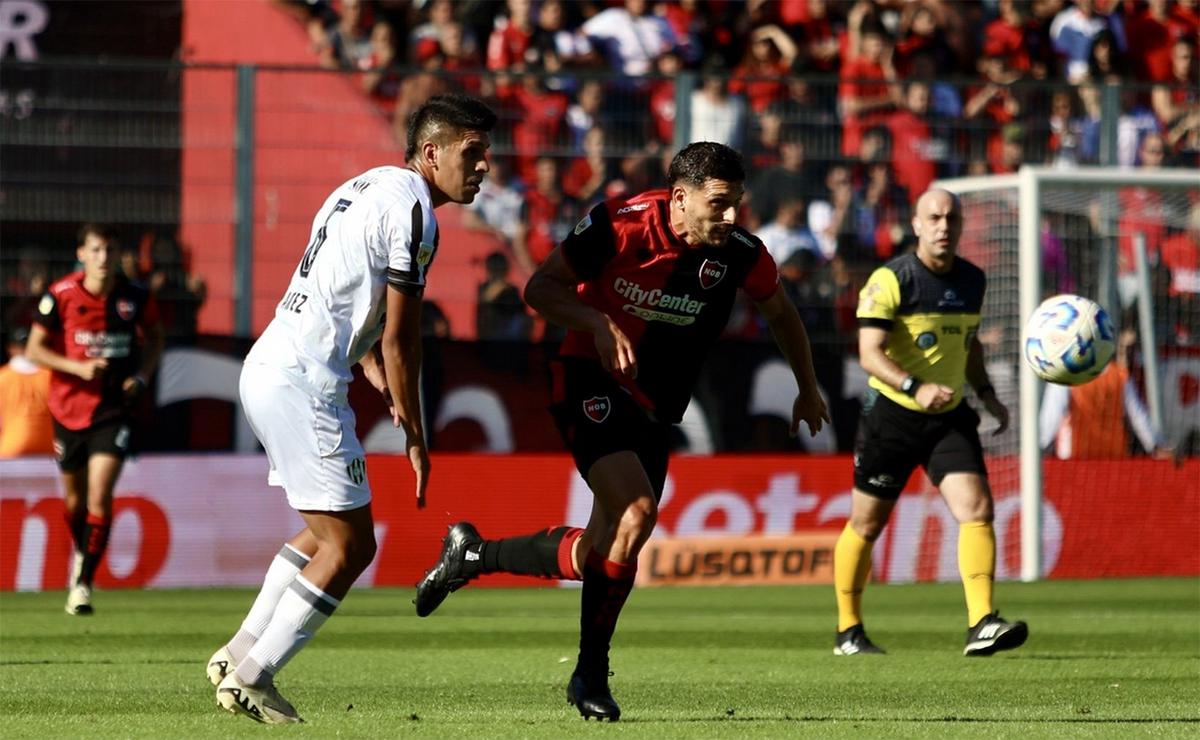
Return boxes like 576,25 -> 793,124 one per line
834,189 -> 1028,657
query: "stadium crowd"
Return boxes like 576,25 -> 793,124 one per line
285,0 -> 1198,344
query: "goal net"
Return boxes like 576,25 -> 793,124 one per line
938,166 -> 1199,581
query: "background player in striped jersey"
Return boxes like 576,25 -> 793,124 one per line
205,94 -> 496,724
26,223 -> 164,616
413,142 -> 829,721
834,189 -> 1027,658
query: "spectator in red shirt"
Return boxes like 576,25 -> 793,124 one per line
729,24 -> 797,114
1153,39 -> 1200,133
513,156 -> 584,274
886,81 -> 938,203
1172,0 -> 1200,36
504,72 -> 569,185
839,14 -> 900,157
1128,0 -> 1187,82
487,0 -> 535,71
982,0 -> 1044,76
647,50 -> 681,146
26,224 -> 164,616
562,126 -> 614,204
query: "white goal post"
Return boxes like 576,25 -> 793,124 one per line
936,165 -> 1199,582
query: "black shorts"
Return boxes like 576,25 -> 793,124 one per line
853,391 -> 986,499
549,358 -> 671,500
53,417 -> 135,472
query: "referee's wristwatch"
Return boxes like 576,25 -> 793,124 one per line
900,375 -> 922,397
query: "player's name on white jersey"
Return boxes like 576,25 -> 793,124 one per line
246,166 -> 440,399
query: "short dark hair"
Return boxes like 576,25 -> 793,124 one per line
405,94 -> 498,161
667,142 -> 746,188
77,223 -> 116,246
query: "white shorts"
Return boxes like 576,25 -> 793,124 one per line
239,363 -> 371,512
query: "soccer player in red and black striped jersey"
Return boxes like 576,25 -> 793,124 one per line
414,142 -> 829,720
26,224 -> 164,616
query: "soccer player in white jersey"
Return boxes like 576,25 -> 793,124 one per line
206,94 -> 496,724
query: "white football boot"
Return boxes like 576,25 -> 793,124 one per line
217,672 -> 303,724
206,646 -> 236,687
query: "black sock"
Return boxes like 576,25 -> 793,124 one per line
477,526 -> 582,579
577,549 -> 637,673
78,514 -> 111,586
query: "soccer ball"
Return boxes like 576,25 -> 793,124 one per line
1023,294 -> 1116,385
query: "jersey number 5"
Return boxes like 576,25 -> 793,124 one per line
299,198 -> 353,278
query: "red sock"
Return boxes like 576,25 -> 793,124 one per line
78,514 -> 111,586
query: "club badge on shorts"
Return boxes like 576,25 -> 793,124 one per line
583,396 -> 610,423
116,299 -> 136,321
698,259 -> 727,289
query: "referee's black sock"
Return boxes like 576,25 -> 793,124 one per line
477,526 -> 584,580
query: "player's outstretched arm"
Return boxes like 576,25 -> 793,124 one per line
382,284 -> 429,508
755,286 -> 829,437
525,247 -> 637,378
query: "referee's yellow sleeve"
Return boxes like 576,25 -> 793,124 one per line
857,267 -> 900,323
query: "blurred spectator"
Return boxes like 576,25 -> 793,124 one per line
503,69 -> 569,184
512,156 -> 583,274
360,20 -> 401,110
1039,323 -> 1174,459
462,157 -> 525,249
1172,0 -> 1200,37
0,326 -> 54,458
1117,87 -> 1163,167
1047,86 -> 1100,167
1036,215 -> 1075,295
983,0 -> 1047,77
325,0 -> 375,69
851,159 -> 911,261
658,0 -> 704,64
1049,0 -> 1126,83
689,61 -> 747,149
1127,0 -> 1188,82
1086,27 -> 1126,81
531,0 -> 597,69
3,246 -> 50,334
990,122 -> 1029,173
807,165 -> 855,262
566,79 -> 606,150
749,130 -> 819,224
778,248 -> 854,449
886,81 -> 938,202
908,51 -> 963,119
894,1 -> 960,76
648,50 -> 682,146
729,25 -> 796,114
410,0 -> 468,54
965,52 -> 1024,169
487,0 -> 535,73
581,0 -> 678,77
1117,133 -> 1169,305
562,126 -> 614,204
796,0 -> 842,74
1152,39 -> 1200,141
839,13 -> 900,157
745,105 -> 786,171
756,196 -> 819,266
476,250 -> 532,341
146,235 -> 207,343
1161,203 -> 1200,343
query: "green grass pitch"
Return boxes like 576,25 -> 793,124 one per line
1,578 -> 1197,738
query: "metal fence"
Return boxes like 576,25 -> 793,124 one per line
2,60 -> 1195,342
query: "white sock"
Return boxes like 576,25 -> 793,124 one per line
226,544 -> 310,663
236,575 -> 339,687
